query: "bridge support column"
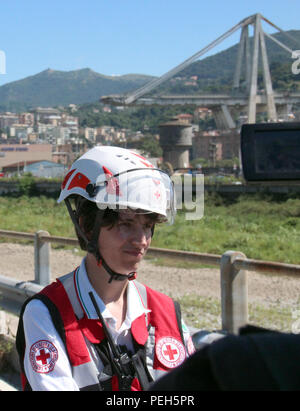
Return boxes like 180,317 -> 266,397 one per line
213,105 -> 236,130
258,16 -> 277,122
248,15 -> 260,123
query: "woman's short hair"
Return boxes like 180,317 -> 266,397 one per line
73,196 -> 164,250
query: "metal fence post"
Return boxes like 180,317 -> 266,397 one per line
34,230 -> 51,286
220,250 -> 248,334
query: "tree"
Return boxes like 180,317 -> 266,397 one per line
132,135 -> 163,157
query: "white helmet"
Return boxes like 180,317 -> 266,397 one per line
58,145 -> 176,223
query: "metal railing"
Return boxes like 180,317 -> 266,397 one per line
1,229 -> 300,334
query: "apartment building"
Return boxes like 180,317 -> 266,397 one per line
0,113 -> 19,129
30,107 -> 61,126
193,129 -> 240,161
9,124 -> 34,139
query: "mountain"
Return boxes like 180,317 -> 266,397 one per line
0,68 -> 155,112
0,29 -> 299,112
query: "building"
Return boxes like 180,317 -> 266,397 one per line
84,127 -> 97,143
96,126 -> 116,144
194,107 -> 213,121
24,160 -> 67,178
52,142 -> 89,167
0,113 -> 19,130
9,124 -> 33,140
68,104 -> 78,113
37,124 -> 56,142
0,112 -> 34,132
61,114 -> 79,133
175,114 -> 194,124
193,129 -> 240,161
0,143 -> 52,171
102,106 -> 112,113
3,160 -> 67,178
19,112 -> 34,126
30,107 -> 61,127
52,143 -> 74,167
52,127 -> 71,144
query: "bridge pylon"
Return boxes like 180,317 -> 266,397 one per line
101,13 -> 300,129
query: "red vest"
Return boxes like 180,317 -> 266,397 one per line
17,273 -> 187,391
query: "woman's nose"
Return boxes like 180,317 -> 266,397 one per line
131,226 -> 149,246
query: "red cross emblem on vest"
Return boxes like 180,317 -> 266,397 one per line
29,340 -> 58,374
163,344 -> 178,360
36,349 -> 51,365
156,337 -> 186,368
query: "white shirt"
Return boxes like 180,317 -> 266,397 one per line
23,258 -> 151,391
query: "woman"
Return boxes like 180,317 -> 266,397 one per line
16,146 -> 194,391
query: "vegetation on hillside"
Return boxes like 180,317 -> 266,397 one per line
75,103 -> 195,133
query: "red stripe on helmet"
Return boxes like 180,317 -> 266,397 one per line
67,172 -> 91,190
130,152 -> 154,168
102,165 -> 113,177
61,168 -> 76,189
102,166 -> 122,196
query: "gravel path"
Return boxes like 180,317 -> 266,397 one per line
1,242 -> 300,308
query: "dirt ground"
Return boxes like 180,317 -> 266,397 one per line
1,242 -> 300,308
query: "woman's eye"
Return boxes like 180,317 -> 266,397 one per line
119,221 -> 132,228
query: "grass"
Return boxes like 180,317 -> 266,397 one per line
0,193 -> 299,262
177,293 -> 300,333
177,295 -> 222,330
151,194 -> 300,265
0,196 -> 75,249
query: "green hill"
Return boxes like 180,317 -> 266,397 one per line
0,68 -> 155,112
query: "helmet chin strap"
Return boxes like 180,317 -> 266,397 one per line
65,198 -> 136,284
86,241 -> 137,284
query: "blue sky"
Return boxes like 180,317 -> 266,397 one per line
0,0 -> 299,86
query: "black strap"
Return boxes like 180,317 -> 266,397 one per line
65,198 -> 89,246
131,346 -> 153,391
93,340 -> 114,390
174,300 -> 185,344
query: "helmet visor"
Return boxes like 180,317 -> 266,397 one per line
94,167 -> 176,224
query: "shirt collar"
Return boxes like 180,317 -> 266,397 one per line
75,257 -> 151,325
